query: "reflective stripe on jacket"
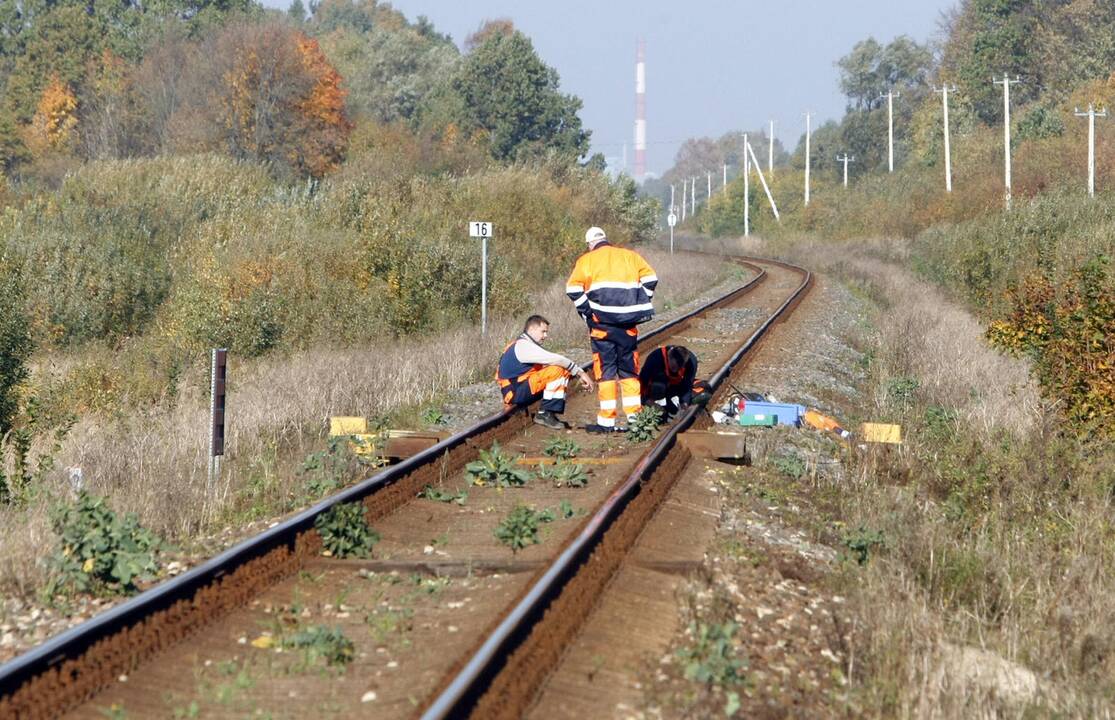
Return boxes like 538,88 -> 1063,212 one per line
565,242 -> 657,326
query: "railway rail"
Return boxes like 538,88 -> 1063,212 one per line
0,253 -> 810,719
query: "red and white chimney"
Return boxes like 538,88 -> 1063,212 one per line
634,39 -> 647,181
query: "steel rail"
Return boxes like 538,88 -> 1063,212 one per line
421,257 -> 812,719
0,257 -> 768,715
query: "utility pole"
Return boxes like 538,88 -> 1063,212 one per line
1075,104 -> 1108,197
879,90 -> 900,173
804,112 -> 812,206
690,176 -> 696,212
743,133 -> 750,237
706,172 -> 711,200
768,119 -> 775,177
993,74 -> 1021,209
670,184 -> 675,218
746,140 -> 780,220
932,84 -> 956,192
837,153 -> 854,187
681,178 -> 687,221
722,163 -> 727,193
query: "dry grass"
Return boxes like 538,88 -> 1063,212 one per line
691,233 -> 1115,717
796,241 -> 1109,717
0,247 -> 736,597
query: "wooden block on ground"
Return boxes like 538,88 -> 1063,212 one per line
861,422 -> 902,444
329,416 -> 368,435
384,430 -> 447,459
678,430 -> 749,460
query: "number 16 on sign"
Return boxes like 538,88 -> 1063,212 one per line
469,222 -> 493,334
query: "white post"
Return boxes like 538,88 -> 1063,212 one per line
722,163 -> 727,193
837,153 -> 854,187
691,176 -> 696,211
681,178 -> 687,221
994,74 -> 1020,209
1075,104 -> 1107,197
880,90 -> 900,173
743,133 -> 750,237
746,140 -> 780,220
706,172 -> 711,200
768,119 -> 775,176
804,112 -> 811,206
481,236 -> 488,335
670,183 -> 675,210
933,85 -> 956,192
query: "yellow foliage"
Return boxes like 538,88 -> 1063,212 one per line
25,76 -> 78,155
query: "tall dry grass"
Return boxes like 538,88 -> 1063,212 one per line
0,247 -> 736,597
791,240 -> 1109,717
692,233 -> 1115,716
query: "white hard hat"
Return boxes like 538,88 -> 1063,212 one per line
585,226 -> 607,244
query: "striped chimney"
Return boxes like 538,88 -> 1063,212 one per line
634,38 -> 647,181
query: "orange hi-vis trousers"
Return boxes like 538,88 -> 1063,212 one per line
498,365 -> 571,414
589,321 -> 642,427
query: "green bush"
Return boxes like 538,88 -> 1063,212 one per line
627,404 -> 663,443
494,503 -> 551,552
314,502 -> 380,558
0,259 -> 30,436
280,625 -> 356,667
466,442 -> 531,487
49,491 -> 162,595
537,461 -> 589,488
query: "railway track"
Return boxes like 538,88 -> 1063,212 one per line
0,253 -> 810,719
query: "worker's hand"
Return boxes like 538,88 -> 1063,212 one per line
577,373 -> 595,392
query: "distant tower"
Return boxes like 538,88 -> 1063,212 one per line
634,39 -> 647,181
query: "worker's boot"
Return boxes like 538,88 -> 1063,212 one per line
534,410 -> 565,430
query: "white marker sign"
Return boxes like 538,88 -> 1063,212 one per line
667,213 -> 677,227
469,221 -> 492,335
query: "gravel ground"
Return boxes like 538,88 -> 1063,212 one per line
640,275 -> 873,719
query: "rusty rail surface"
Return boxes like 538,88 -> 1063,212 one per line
0,257 -> 770,719
420,257 -> 812,719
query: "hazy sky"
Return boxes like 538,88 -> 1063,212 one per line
268,0 -> 957,175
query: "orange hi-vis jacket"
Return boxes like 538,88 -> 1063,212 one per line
565,242 -> 657,326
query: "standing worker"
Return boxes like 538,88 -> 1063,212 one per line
566,227 -> 657,433
496,315 -> 594,429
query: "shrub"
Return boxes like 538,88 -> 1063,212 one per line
675,620 -> 747,687
627,404 -> 663,443
840,525 -> 886,566
280,625 -> 355,666
987,255 -> 1114,433
0,261 -> 30,437
466,442 -> 531,487
493,503 -> 550,552
542,436 -> 580,460
418,485 -> 468,505
314,501 -> 380,558
49,491 -> 162,595
537,461 -> 589,488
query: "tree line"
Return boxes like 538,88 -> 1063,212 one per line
0,0 -> 592,182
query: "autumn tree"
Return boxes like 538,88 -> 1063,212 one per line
179,21 -> 351,178
24,76 -> 78,156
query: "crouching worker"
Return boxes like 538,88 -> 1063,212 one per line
496,315 -> 594,429
640,345 -> 710,420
